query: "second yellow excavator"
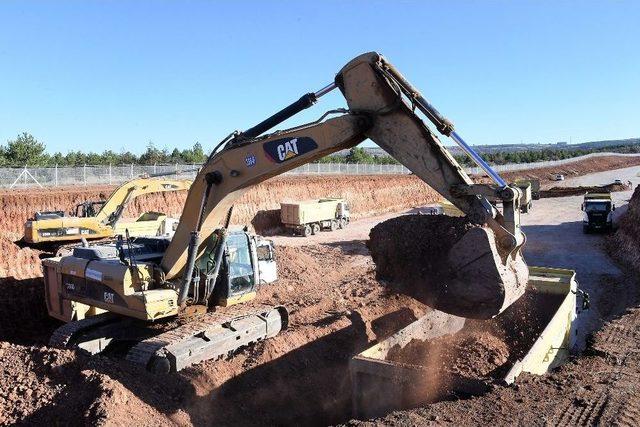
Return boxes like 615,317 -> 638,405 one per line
45,52 -> 528,372
23,177 -> 192,245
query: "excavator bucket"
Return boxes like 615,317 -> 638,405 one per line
368,215 -> 528,319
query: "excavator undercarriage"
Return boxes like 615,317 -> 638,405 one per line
46,52 -> 529,372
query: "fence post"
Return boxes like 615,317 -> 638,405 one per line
55,164 -> 58,187
130,163 -> 134,179
109,163 -> 112,185
153,163 -> 157,174
175,163 -> 178,176
83,164 -> 86,186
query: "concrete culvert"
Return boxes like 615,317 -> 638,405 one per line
367,214 -> 528,319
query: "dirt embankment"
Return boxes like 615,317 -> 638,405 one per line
0,175 -> 440,239
473,154 -> 640,185
608,186 -> 640,273
540,181 -> 631,198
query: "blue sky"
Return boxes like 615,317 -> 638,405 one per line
0,1 -> 638,154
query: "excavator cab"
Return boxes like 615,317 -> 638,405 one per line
190,230 -> 277,308
75,201 -> 106,218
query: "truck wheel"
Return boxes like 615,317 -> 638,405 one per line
330,220 -> 338,231
311,223 -> 320,235
339,218 -> 347,229
303,225 -> 312,237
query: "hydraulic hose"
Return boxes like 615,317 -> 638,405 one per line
177,171 -> 222,306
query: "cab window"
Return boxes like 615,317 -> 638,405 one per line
226,233 -> 255,294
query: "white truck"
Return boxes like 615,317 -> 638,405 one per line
280,198 -> 350,237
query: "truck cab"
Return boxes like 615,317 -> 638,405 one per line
582,192 -> 615,233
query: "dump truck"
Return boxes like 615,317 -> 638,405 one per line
582,191 -> 615,232
513,179 -> 533,213
280,198 -> 350,237
23,178 -> 191,245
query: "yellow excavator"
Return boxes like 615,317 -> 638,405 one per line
45,52 -> 528,373
24,177 -> 192,245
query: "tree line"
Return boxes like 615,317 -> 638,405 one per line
0,133 -> 207,166
2,132 -> 640,167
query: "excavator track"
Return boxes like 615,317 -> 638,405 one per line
49,312 -> 120,348
126,303 -> 288,373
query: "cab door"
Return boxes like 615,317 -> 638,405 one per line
256,238 -> 278,285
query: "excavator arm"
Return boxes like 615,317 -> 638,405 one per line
161,52 -> 528,319
94,177 -> 192,226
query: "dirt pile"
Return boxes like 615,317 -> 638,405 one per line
540,181 -> 631,198
368,215 -> 478,305
0,342 -> 193,426
490,154 -> 640,185
608,186 -> 640,273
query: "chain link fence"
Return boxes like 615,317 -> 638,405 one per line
1,152 -> 639,189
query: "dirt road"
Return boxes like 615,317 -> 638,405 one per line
523,165 -> 640,349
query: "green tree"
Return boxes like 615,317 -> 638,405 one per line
345,147 -> 373,164
5,132 -> 47,165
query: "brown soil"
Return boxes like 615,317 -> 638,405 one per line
1,158 -> 640,426
0,236 -> 43,280
368,215 -> 479,308
474,154 -> 640,185
0,175 -> 440,240
387,331 -> 509,380
351,304 -> 640,426
608,186 -> 640,273
539,181 -> 631,198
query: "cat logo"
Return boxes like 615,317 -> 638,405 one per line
277,139 -> 299,161
263,136 -> 318,164
104,292 -> 115,304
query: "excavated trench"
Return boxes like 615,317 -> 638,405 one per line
2,166 -> 631,425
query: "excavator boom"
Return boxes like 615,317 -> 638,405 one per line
46,52 -> 530,373
161,52 -> 527,319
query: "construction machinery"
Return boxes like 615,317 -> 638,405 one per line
582,191 -> 615,232
24,177 -> 192,245
281,198 -> 350,236
45,52 -> 528,372
513,180 -> 533,213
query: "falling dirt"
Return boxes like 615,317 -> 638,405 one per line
387,331 -> 510,380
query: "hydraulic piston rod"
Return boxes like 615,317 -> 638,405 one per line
377,59 -> 507,187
